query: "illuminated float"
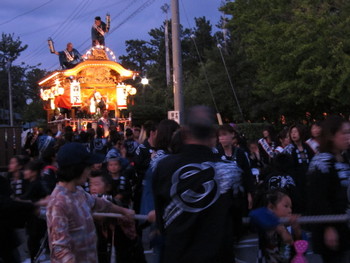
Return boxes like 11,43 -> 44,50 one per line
38,45 -> 138,131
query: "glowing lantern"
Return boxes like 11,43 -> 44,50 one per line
116,84 -> 127,109
50,99 -> 55,110
58,87 -> 65,95
129,87 -> 137,95
90,98 -> 96,113
70,80 -> 82,107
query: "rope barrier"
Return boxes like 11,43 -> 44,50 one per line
94,212 -> 350,225
93,212 -> 148,221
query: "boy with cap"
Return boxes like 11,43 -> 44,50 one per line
46,142 -> 134,263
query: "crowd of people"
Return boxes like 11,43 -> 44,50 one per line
1,106 -> 350,263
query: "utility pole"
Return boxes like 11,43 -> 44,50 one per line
171,0 -> 184,124
6,61 -> 13,126
161,4 -> 171,87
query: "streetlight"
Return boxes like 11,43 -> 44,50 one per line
141,77 -> 149,85
6,61 -> 13,126
141,77 -> 149,96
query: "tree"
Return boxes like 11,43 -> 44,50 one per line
0,33 -> 27,67
0,33 -> 46,124
119,40 -> 153,72
221,0 -> 350,122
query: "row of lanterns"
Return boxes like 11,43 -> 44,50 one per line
40,79 -> 137,111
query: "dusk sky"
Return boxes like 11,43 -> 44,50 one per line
0,0 -> 224,71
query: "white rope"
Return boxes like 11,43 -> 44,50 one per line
93,212 -> 148,221
243,214 -> 349,225
94,212 -> 349,225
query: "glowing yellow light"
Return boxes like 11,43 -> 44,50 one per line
38,72 -> 59,85
129,87 -> 137,95
141,77 -> 149,85
58,87 -> 65,95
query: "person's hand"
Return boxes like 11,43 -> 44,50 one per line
120,146 -> 127,158
122,208 -> 135,221
247,193 -> 253,210
324,226 -> 339,250
115,194 -> 123,201
147,210 -> 156,223
35,196 -> 51,207
288,214 -> 300,227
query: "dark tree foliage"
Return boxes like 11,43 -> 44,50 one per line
0,33 -> 46,125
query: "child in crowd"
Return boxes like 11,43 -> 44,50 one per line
106,157 -> 133,206
94,126 -> 108,155
21,160 -> 48,261
254,190 -> 302,263
89,170 -> 146,263
40,147 -> 58,194
7,155 -> 30,198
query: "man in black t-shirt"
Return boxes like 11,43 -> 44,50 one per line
153,106 -> 243,263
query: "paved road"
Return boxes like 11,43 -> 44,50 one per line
144,232 -> 324,263
21,231 -> 324,263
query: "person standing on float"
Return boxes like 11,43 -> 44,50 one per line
91,16 -> 108,46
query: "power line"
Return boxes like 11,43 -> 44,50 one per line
190,35 -> 220,114
0,0 -> 56,26
51,0 -> 93,41
180,0 -> 220,115
76,0 -> 154,52
108,0 -> 157,35
19,22 -> 61,37
75,0 -> 141,51
217,43 -> 245,122
22,0 -> 93,63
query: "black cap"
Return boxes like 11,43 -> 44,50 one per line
95,16 -> 101,21
57,142 -> 104,168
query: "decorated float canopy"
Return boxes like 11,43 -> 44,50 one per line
38,45 -> 138,112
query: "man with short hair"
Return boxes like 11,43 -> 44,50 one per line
46,142 -> 134,263
91,16 -> 108,46
153,106 -> 243,263
54,42 -> 82,69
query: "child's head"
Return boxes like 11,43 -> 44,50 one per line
91,162 -> 103,171
107,158 -> 122,175
266,190 -> 292,218
23,160 -> 43,182
217,124 -> 237,148
8,155 -> 30,173
249,141 -> 259,153
89,170 -> 112,195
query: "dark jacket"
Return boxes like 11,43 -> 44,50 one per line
306,152 -> 350,255
153,144 -> 243,263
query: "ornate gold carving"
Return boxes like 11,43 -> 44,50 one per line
77,67 -> 118,86
88,49 -> 108,60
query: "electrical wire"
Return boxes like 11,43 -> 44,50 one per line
217,43 -> 245,121
108,0 -> 157,35
0,0 -> 56,26
181,0 -> 245,121
22,0 -> 93,63
51,0 -> 93,41
180,0 -> 220,114
190,35 -> 220,114
75,0 -> 140,50
76,0 -> 155,52
42,0 -> 144,68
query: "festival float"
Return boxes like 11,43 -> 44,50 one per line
38,44 -> 138,132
